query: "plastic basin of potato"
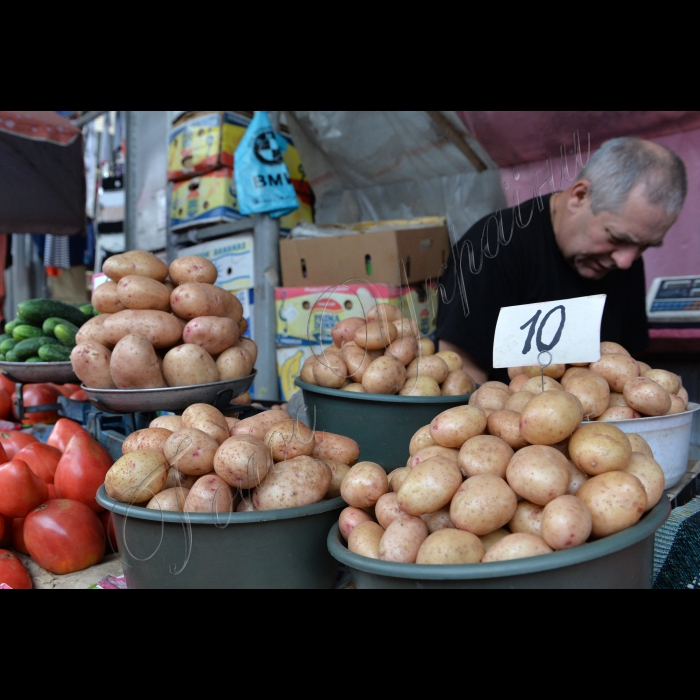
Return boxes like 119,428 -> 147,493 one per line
327,497 -> 670,589
96,485 -> 345,589
597,402 -> 699,489
295,378 -> 473,472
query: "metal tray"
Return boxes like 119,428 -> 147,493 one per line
0,360 -> 79,384
81,370 -> 256,414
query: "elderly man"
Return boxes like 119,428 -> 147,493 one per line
436,137 -> 687,384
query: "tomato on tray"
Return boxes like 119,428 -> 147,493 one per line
0,431 -> 38,459
14,442 -> 62,484
0,459 -> 49,518
47,418 -> 88,453
0,549 -> 32,589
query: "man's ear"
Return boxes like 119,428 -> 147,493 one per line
567,180 -> 590,213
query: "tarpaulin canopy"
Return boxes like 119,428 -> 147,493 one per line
0,111 -> 86,235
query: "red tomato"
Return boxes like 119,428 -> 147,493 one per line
0,515 -> 4,542
0,389 -> 11,421
99,510 -> 119,552
0,431 -> 38,459
11,518 -> 28,555
14,442 -> 62,484
0,442 -> 6,463
0,459 -> 49,518
0,515 -> 11,548
0,375 -> 15,397
23,500 -> 105,575
47,484 -> 58,499
70,390 -> 88,402
63,384 -> 81,394
0,549 -> 32,589
12,383 -> 61,425
50,383 -> 74,398
47,418 -> 88,452
53,432 -> 113,513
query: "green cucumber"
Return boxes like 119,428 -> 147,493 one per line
0,353 -> 4,361
0,338 -> 18,354
0,333 -> 9,343
38,344 -> 72,362
43,317 -> 79,337
4,318 -> 29,335
79,304 -> 96,317
18,299 -> 90,328
12,325 -> 44,341
14,338 -> 43,360
5,351 -> 20,362
54,324 -> 77,347
25,356 -> 43,363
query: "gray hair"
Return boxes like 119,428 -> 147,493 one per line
577,137 -> 687,217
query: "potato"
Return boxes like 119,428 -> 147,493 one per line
146,487 -> 189,511
339,506 -> 374,540
522,364 -> 566,379
384,333 -> 418,366
441,370 -> 477,396
596,406 -> 640,421
677,385 -> 689,406
341,344 -> 382,382
182,316 -> 240,355
479,528 -> 510,552
348,521 -> 385,558
214,435 -> 271,490
264,420 -> 315,462
482,533 -> 553,561
506,445 -> 570,505
399,376 -> 441,396
468,385 -> 511,412
667,395 -> 687,414
312,353 -> 348,389
540,495 -> 592,549
421,507 -> 456,533
643,369 -> 680,395
231,410 -> 291,441
378,514 -> 428,563
354,320 -> 397,350
160,345 -> 218,387
418,338 -> 435,356
600,341 -> 630,356
104,450 -> 169,503
365,303 -> 401,324
110,334 -> 167,389
150,415 -> 182,432
519,390 -> 584,445
231,338 -> 256,365
521,376 -> 563,394
637,360 -> 651,374
449,474 -> 518,535
405,356 -> 449,385
509,374 -> 530,392
408,445 -> 459,468
589,353 -> 639,392
340,461 -> 388,508
508,367 -> 527,379
332,317 -> 366,348
237,498 -> 255,513
216,346 -> 254,381
164,427 -> 219,477
505,391 -> 535,413
184,474 -> 234,514
568,423 -> 632,475
117,275 -> 171,312
480,381 -> 512,392
232,392 -> 251,405
608,392 -> 629,407
102,309 -> 184,349
163,467 -> 198,490
91,281 -> 126,314
508,500 -> 544,537
393,317 -> 420,340
253,456 -> 331,510
434,351 -> 463,372
361,356 -> 406,394
103,250 -> 168,282
75,313 -> 114,349
429,405 -> 487,448
576,471 -> 647,537
566,460 -> 588,495
563,371 -> 610,420
322,460 -> 351,499
122,428 -> 172,455
560,366 -> 588,387
487,410 -> 528,449
341,383 -> 365,393
70,342 -> 117,389
409,425 -> 435,455
375,492 -> 402,529
169,256 -> 218,285
551,437 -> 571,459
458,435 -> 514,479
623,452 -> 665,511
416,529 -> 485,564
397,456 -> 463,516
170,282 -> 242,322
388,467 -> 410,493
312,431 -> 360,466
626,433 -> 653,458
623,377 -> 671,416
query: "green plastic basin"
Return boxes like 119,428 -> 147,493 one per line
295,378 -> 472,472
96,485 -> 345,589
327,497 -> 670,589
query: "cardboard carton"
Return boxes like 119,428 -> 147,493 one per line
176,233 -> 255,290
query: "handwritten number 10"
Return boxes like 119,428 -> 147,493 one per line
520,305 -> 566,354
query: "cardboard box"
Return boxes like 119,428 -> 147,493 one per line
177,233 -> 255,290
170,166 -> 313,233
233,288 -> 254,339
398,281 -> 439,340
276,345 -> 318,401
279,223 -> 450,287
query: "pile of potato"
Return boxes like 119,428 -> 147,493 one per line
103,403 -> 360,514
507,341 -> 689,421
301,303 -> 476,397
338,376 -> 668,565
71,250 -> 255,390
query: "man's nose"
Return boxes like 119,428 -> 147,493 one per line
610,246 -> 638,270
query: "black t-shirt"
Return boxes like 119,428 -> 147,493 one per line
436,193 -> 650,384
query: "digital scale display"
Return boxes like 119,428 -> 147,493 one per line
647,275 -> 700,325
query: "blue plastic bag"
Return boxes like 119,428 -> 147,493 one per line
234,111 -> 299,219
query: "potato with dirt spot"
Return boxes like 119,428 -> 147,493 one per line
312,432 -> 360,466
441,370 -> 477,396
409,425 -> 435,455
216,346 -> 254,381
563,371 -> 610,419
103,250 -> 169,282
110,334 -> 167,389
340,461 -> 388,508
104,450 -> 169,503
482,533 -> 553,561
393,317 -> 420,340
75,313 -> 114,349
169,256 -> 218,285
643,369 -> 680,395
184,474 -> 234,513
332,317 -> 367,348
163,344 -> 220,387
182,316 -> 240,355
385,334 -> 417,366
519,390 -> 584,445
434,351 -> 463,372
252,456 -> 331,510
398,456 -> 463,516
623,377 -> 671,416
354,320 -> 397,350
122,428 -> 172,455
429,405 -> 487,449
181,404 -> 229,445
375,492 -> 402,529
416,529 -> 485,564
449,474 -> 518,536
214,435 -> 271,490
117,275 -> 171,311
367,303 -> 403,324
469,385 -> 511,412
264,420 -> 316,462
458,435 -> 514,479
312,353 -> 348,389
164,428 -> 219,476
378,514 -> 428,563
623,452 -> 665,510
170,282 -> 242,322
405,355 -> 449,384
150,415 -> 182,432
339,506 -> 375,540
91,281 -> 126,314
361,356 -> 406,394
589,353 -> 640,392
487,410 -> 528,449
568,422 -> 632,475
506,445 -> 570,505
103,309 -> 184,349
348,521 -> 385,558
230,410 -> 291,441
540,495 -> 592,550
70,342 -> 117,389
146,487 -> 189,511
508,500 -> 544,537
341,344 -> 382,382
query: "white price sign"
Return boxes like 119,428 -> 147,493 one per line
493,295 -> 606,368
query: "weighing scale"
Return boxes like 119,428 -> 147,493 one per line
646,275 -> 700,327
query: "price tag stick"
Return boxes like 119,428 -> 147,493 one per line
538,350 -> 552,392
